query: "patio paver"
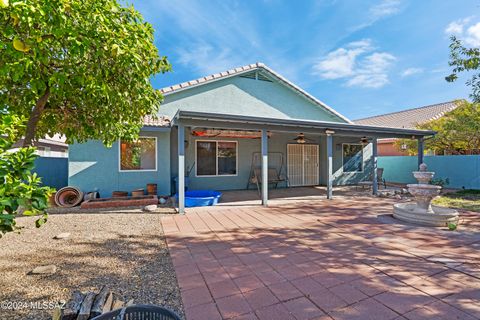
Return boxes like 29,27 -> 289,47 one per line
161,195 -> 480,320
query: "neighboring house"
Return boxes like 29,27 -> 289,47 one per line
355,101 -> 460,156
12,135 -> 68,158
68,63 -> 433,211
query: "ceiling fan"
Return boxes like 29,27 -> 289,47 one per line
293,133 -> 315,144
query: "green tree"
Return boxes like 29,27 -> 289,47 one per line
0,0 -> 171,146
446,36 -> 480,102
395,100 -> 480,155
0,113 -> 53,236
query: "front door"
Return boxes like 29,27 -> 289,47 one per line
287,144 -> 319,186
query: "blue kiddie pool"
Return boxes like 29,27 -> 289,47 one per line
175,190 -> 222,207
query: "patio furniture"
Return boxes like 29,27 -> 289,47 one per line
247,152 -> 287,194
358,168 -> 386,189
91,304 -> 181,320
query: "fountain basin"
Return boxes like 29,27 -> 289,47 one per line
412,171 -> 435,184
393,202 -> 459,227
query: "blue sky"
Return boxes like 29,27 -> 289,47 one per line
133,0 -> 478,120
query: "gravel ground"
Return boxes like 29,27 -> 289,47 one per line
0,212 -> 184,320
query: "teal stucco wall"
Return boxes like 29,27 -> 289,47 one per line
378,155 -> 480,189
69,130 -> 171,197
169,127 -> 371,191
159,76 -> 347,123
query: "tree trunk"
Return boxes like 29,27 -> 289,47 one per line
23,86 -> 50,147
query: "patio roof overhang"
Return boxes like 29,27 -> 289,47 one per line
172,110 -> 436,139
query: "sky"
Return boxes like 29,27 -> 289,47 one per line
132,0 -> 479,120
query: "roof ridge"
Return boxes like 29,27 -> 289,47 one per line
355,99 -> 461,121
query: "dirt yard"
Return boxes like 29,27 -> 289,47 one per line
0,212 -> 184,320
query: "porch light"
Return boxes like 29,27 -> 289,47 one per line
294,133 -> 306,144
360,136 -> 369,144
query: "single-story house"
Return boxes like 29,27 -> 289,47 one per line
69,63 -> 434,212
355,101 -> 459,156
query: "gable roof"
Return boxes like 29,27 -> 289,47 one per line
160,62 -> 352,124
354,100 -> 461,129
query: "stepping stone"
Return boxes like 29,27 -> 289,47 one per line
54,232 -> 70,239
30,265 -> 57,275
143,204 -> 157,212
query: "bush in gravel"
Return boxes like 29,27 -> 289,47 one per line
0,113 -> 53,236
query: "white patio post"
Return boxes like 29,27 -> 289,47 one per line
261,129 -> 268,206
178,123 -> 185,214
372,138 -> 378,195
417,137 -> 424,168
326,131 -> 333,199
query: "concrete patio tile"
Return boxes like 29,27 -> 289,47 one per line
216,293 -> 253,319
255,269 -> 286,286
291,276 -> 326,295
351,298 -> 398,320
243,286 -> 280,310
309,288 -> 348,313
182,285 -> 213,308
284,297 -> 325,320
233,274 -> 265,293
208,278 -> 242,299
373,289 -> 434,315
163,194 -> 480,320
268,281 -> 304,302
178,273 -> 206,291
231,313 -> 259,320
255,303 -> 292,320
329,283 -> 368,305
184,303 -> 222,320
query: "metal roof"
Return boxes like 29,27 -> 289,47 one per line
160,62 -> 353,124
174,110 -> 436,139
355,100 -> 461,129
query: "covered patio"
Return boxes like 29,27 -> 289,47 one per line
174,111 -> 435,213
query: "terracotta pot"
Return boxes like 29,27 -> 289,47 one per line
131,189 -> 145,197
112,191 -> 128,198
146,183 -> 157,195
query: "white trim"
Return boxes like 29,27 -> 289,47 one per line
341,143 -> 364,173
195,140 -> 238,177
118,136 -> 158,172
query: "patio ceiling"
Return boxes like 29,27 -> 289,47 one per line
173,110 -> 436,139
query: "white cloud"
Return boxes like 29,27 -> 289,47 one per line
370,0 -> 402,18
401,67 -> 424,77
444,17 -> 480,47
445,17 -> 472,35
465,22 -> 480,46
313,40 -> 396,89
351,0 -> 403,32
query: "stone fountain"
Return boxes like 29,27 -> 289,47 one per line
393,163 -> 459,226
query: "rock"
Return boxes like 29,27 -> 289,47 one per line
53,232 -> 70,240
394,195 -> 402,200
30,265 -> 57,275
144,204 -> 157,212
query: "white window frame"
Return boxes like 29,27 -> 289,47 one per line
118,136 -> 157,172
195,140 -> 238,177
341,143 -> 364,173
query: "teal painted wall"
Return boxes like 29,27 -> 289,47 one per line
159,76 -> 347,123
69,130 -> 171,197
378,155 -> 480,189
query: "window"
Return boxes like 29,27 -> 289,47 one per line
196,140 -> 237,176
119,137 -> 156,171
342,144 -> 363,172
